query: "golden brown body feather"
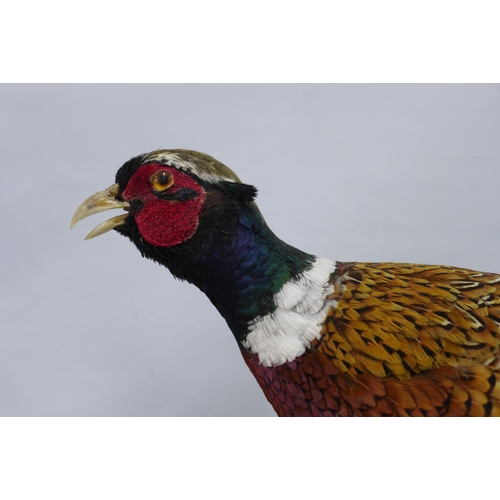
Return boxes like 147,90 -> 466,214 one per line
243,262 -> 500,416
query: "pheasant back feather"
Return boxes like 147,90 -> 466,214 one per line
242,262 -> 500,416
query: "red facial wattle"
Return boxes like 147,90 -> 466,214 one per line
122,163 -> 206,247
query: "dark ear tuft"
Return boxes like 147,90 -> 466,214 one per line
218,181 -> 258,203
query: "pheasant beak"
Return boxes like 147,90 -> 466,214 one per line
71,183 -> 131,240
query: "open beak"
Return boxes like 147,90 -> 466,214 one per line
71,183 -> 130,240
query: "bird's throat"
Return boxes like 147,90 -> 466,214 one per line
119,202 -> 316,345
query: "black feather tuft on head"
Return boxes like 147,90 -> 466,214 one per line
216,181 -> 258,203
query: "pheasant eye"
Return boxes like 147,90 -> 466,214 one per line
151,170 -> 174,192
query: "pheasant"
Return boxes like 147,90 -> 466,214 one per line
71,149 -> 500,416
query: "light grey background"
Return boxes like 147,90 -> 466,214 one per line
1,84 -> 499,416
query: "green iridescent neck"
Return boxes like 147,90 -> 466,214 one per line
190,203 -> 315,342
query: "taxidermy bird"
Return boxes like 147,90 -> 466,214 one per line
72,149 -> 500,416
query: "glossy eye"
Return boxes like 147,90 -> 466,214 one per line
151,170 -> 174,192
